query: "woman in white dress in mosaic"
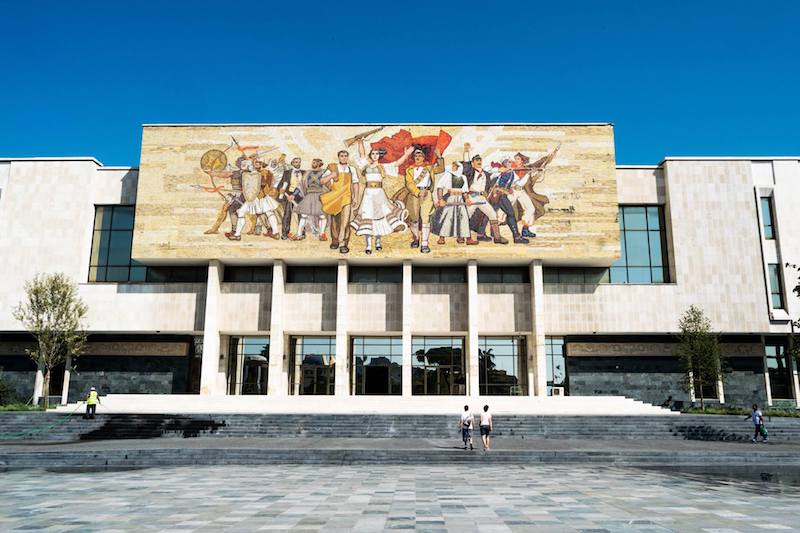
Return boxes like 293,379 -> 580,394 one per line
350,138 -> 407,254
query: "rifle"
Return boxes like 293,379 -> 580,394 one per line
344,126 -> 385,148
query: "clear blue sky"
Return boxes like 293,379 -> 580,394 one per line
1,1 -> 798,166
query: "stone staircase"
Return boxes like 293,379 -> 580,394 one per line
49,393 -> 674,416
3,412 -> 800,443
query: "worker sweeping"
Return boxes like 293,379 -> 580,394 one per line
84,386 -> 100,419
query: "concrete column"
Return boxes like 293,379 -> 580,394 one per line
762,338 -> 773,407
60,356 -> 72,405
530,260 -> 547,396
402,260 -> 413,397
467,260 -> 480,398
32,363 -> 44,406
267,260 -> 287,396
334,260 -> 349,396
200,260 -> 223,395
789,349 -> 800,408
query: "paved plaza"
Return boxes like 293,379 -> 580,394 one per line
1,464 -> 799,532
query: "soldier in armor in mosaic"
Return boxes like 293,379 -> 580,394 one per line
224,157 -> 280,241
204,156 -> 248,235
292,158 -> 329,241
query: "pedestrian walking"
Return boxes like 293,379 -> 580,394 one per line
480,404 -> 493,451
745,403 -> 768,443
459,405 -> 474,450
84,386 -> 100,419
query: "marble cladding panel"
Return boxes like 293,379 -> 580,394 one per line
411,283 -> 468,333
218,283 -> 273,332
283,283 -> 338,332
476,284 -> 532,333
347,283 -> 402,332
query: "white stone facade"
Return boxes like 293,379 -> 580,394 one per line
1,155 -> 798,409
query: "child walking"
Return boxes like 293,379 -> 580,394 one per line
745,403 -> 768,443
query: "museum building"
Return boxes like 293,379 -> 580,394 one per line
0,123 -> 798,412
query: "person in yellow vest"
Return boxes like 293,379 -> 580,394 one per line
84,386 -> 100,419
320,150 -> 360,254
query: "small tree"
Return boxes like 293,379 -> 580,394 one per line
786,262 -> 800,366
677,305 -> 725,410
12,273 -> 88,409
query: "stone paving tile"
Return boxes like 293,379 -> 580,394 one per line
0,465 -> 799,532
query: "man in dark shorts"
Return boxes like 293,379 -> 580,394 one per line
480,404 -> 493,451
459,405 -> 474,450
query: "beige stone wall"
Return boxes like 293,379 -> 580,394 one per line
616,167 -> 664,204
218,283 -> 272,332
476,284 -> 532,333
545,160 -> 776,334
133,124 -> 619,263
411,283 -> 468,333
347,283 -> 402,332
0,161 -> 207,333
283,283 -> 337,332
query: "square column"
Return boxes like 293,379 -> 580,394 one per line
60,356 -> 72,405
401,260 -> 413,396
334,260 -> 349,396
530,260 -> 547,396
467,260 -> 480,398
200,260 -> 223,395
267,260 -> 287,396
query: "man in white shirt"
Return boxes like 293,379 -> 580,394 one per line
459,405 -> 474,450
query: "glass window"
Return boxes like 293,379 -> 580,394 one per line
477,267 -> 530,284
146,266 -> 208,283
349,266 -> 402,283
542,268 -> 610,284
228,336 -> 270,395
479,337 -> 528,395
89,205 -> 137,282
610,205 -> 669,284
289,336 -> 335,395
89,205 -> 208,283
545,337 -> 567,396
352,337 -> 402,395
223,266 -> 273,283
477,267 -> 503,284
768,264 -> 785,309
412,337 -> 465,395
413,267 -> 466,283
440,267 -> 467,283
766,340 -> 794,399
760,197 -> 775,240
286,266 -> 336,283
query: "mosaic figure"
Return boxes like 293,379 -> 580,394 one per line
292,158 -> 329,241
320,150 -> 360,254
431,161 -> 470,245
350,138 -> 407,254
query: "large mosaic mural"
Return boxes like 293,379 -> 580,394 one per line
132,124 -> 619,261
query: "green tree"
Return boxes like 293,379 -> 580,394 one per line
786,262 -> 800,364
677,305 -> 725,410
12,273 -> 88,409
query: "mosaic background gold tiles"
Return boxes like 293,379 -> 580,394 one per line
132,124 -> 619,262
